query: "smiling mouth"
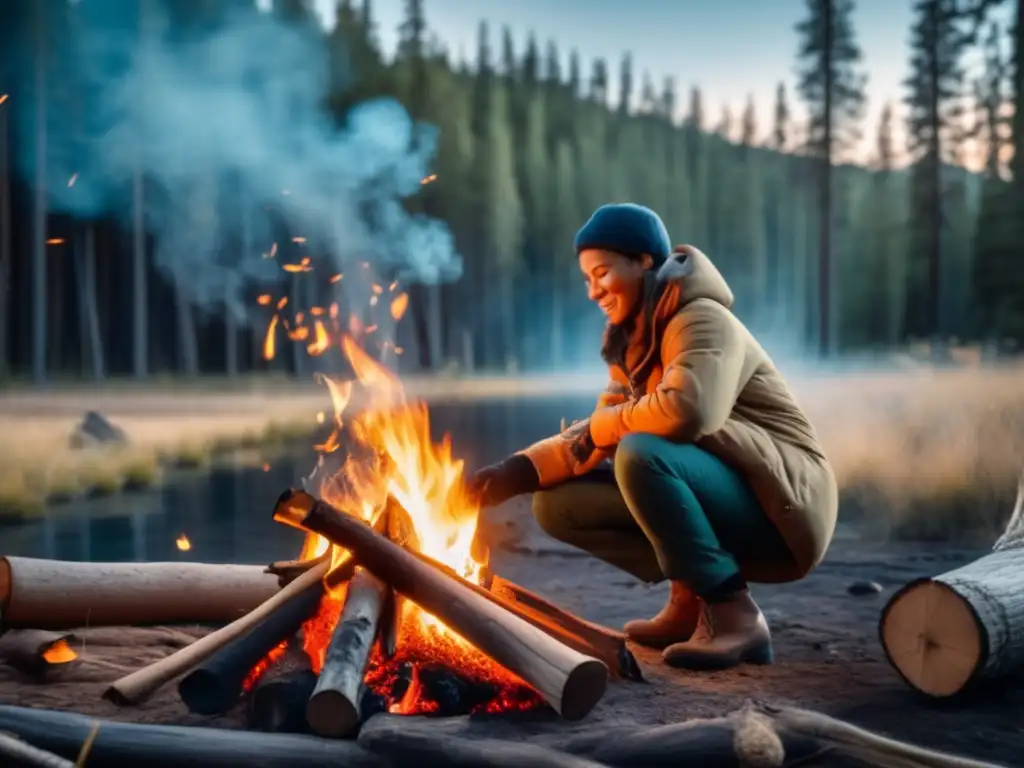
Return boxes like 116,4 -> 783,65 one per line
599,301 -> 615,314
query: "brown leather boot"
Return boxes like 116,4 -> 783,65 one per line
623,581 -> 700,649
662,590 -> 773,669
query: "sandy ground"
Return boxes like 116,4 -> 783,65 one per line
1,501 -> 1021,766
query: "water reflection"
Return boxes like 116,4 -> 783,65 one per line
1,397 -> 592,562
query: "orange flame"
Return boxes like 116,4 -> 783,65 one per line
283,257 -> 312,273
390,293 -> 409,321
421,174 -> 437,185
241,639 -> 288,692
257,294 -> 272,306
42,640 -> 78,665
263,315 -> 279,360
175,533 -> 192,551
307,320 -> 330,356
46,238 -> 64,245
330,273 -> 343,283
0,94 -> 7,105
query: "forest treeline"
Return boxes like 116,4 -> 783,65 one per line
0,0 -> 1022,382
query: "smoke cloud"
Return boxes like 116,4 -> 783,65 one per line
12,1 -> 460,318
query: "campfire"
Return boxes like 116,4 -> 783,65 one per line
157,335 -> 642,737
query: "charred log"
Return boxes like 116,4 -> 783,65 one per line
0,629 -> 78,678
178,581 -> 324,715
0,705 -> 382,768
274,489 -> 609,721
306,568 -> 388,738
249,668 -> 319,734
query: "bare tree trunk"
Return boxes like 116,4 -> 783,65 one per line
32,1 -> 48,385
426,283 -> 443,369
550,279 -> 564,368
818,0 -> 833,359
0,95 -> 10,380
132,0 -> 149,379
225,293 -> 238,378
177,294 -> 199,376
75,226 -> 105,381
499,274 -> 516,373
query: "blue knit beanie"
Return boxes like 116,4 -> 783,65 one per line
573,203 -> 671,268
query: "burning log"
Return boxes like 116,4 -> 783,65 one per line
0,705 -> 382,768
488,576 -> 643,682
306,567 -> 389,738
250,668 -> 319,734
273,489 -> 609,721
0,629 -> 79,677
104,558 -> 330,705
0,557 -> 279,629
880,478 -> 1024,698
177,581 -> 324,715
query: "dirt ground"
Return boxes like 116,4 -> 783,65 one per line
1,500 -> 1022,766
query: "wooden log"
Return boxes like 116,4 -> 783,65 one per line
879,482 -> 1024,698
0,705 -> 383,768
0,557 -> 279,629
306,567 -> 388,738
0,629 -> 78,676
177,580 -> 324,715
104,558 -> 330,705
265,553 -> 329,587
250,668 -> 319,734
0,731 -> 77,768
489,576 -> 643,682
273,489 -> 609,721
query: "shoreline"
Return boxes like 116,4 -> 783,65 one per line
2,366 -> 1024,532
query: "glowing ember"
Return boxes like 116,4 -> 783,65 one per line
46,238 -> 64,245
42,639 -> 78,665
421,174 -> 437,185
390,293 -> 409,321
176,533 -> 192,551
0,94 -> 7,105
241,639 -> 288,692
264,334 -> 542,716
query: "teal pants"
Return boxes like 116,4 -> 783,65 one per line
531,432 -> 794,596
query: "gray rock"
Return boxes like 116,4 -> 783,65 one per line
845,581 -> 883,596
68,411 -> 128,450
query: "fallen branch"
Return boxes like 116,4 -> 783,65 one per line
306,567 -> 388,738
0,732 -> 76,768
273,489 -> 609,721
177,580 -> 324,715
0,557 -> 279,629
757,702 -> 1007,768
0,629 -> 78,677
0,705 -> 382,768
104,558 -> 330,705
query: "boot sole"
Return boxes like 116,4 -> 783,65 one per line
663,643 -> 774,670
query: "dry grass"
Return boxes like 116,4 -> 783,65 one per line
0,366 -> 1022,539
790,364 -> 1024,539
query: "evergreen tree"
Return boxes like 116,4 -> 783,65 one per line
795,0 -> 866,356
904,0 -> 966,340
771,82 -> 789,151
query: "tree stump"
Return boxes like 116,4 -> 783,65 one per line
880,475 -> 1024,697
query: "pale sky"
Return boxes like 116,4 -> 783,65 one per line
303,0 -> 1010,169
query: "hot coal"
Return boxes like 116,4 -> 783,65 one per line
381,660 -> 541,717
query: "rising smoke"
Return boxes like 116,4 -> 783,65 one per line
11,1 -> 460,321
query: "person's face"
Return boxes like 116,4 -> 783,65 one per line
579,248 -> 652,325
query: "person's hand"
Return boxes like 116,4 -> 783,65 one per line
467,454 -> 540,509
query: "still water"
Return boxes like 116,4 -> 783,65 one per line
1,397 -> 592,563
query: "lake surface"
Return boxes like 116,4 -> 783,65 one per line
1,397 -> 593,563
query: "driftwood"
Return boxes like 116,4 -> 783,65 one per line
274,489 -> 609,721
0,557 -> 279,629
0,629 -> 78,676
489,575 -> 643,682
177,581 -> 324,715
249,668 -> 319,734
306,567 -> 388,738
880,476 -> 1024,697
359,730 -> 607,768
0,732 -> 77,768
0,705 -> 383,768
104,558 -> 330,705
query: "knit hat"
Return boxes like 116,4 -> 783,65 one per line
573,203 -> 671,268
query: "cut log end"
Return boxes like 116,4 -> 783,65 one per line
559,660 -> 609,722
305,690 -> 360,738
880,579 -> 984,698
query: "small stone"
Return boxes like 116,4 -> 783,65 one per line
69,411 -> 128,449
847,580 -> 883,596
